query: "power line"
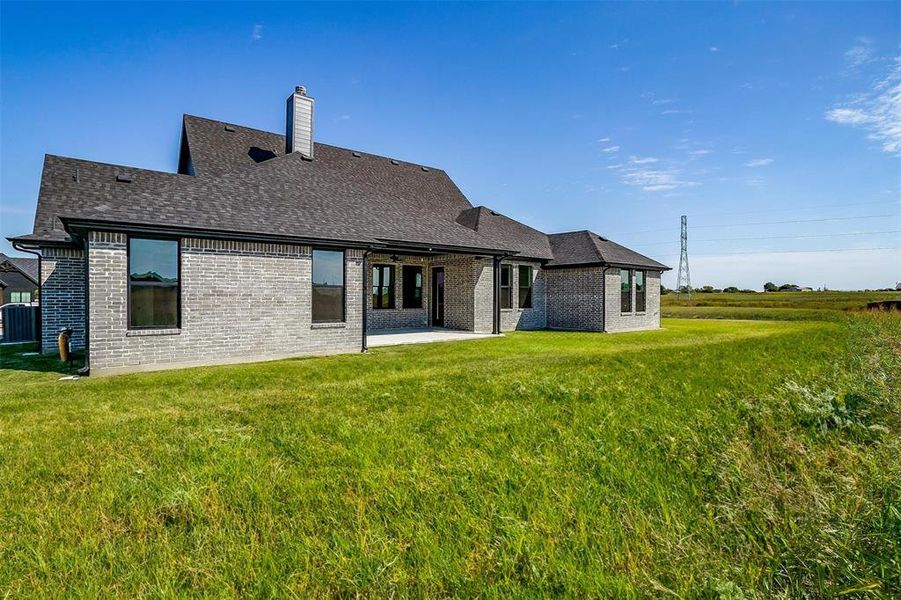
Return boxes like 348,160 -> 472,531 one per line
655,246 -> 900,258
621,214 -> 897,235
637,229 -> 901,247
615,199 -> 899,231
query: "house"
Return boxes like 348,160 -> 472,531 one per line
8,87 -> 669,375
0,253 -> 39,305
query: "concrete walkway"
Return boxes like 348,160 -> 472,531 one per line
367,327 -> 498,348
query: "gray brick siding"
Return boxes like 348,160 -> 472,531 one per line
365,253 -> 430,331
40,247 -> 86,353
545,266 -> 605,331
38,230 -> 663,373
86,233 -> 363,375
604,268 -> 661,332
499,260 -> 546,331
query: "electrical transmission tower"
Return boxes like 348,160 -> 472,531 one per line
676,215 -> 691,298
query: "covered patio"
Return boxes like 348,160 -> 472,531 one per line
366,327 -> 497,348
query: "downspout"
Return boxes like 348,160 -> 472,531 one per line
601,265 -> 609,333
361,248 -> 373,352
79,237 -> 90,375
11,242 -> 42,349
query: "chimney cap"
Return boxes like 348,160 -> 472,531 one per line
295,85 -> 307,96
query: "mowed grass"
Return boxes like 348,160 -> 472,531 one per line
663,290 -> 900,321
1,317 -> 899,597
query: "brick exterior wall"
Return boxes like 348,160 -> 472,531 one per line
365,253 -> 431,331
86,233 -> 363,375
40,247 -> 86,353
545,266 -> 605,331
604,268 -> 662,332
498,260 -> 546,332
36,230 -> 663,373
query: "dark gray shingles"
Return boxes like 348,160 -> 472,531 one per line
0,253 -> 39,282
548,231 -> 670,270
18,115 -> 667,268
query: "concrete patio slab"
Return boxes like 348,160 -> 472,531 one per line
367,328 -> 498,348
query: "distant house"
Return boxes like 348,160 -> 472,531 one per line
8,86 -> 670,375
0,253 -> 38,305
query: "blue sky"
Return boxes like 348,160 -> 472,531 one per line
1,2 -> 898,289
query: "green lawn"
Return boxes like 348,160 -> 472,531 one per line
1,317 -> 899,597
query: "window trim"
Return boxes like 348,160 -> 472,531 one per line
518,265 -> 533,309
635,270 -> 646,313
312,248 -> 346,324
371,264 -> 396,310
620,268 -> 633,314
126,235 -> 182,331
402,265 -> 424,310
10,291 -> 32,303
500,264 -> 513,310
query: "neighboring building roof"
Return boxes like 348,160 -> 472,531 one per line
547,230 -> 669,270
0,252 -> 39,283
11,114 -> 668,269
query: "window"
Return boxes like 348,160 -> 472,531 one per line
620,268 -> 632,313
635,270 -> 646,312
402,265 -> 423,309
518,265 -> 533,309
372,265 -> 395,309
500,264 -> 512,309
10,291 -> 31,303
312,249 -> 345,322
128,237 -> 179,329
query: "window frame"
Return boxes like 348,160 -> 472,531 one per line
635,270 -> 646,313
620,268 -> 633,314
10,291 -> 31,303
371,264 -> 396,310
500,264 -> 513,310
126,235 -> 182,330
312,248 -> 346,324
402,265 -> 423,309
518,265 -> 533,309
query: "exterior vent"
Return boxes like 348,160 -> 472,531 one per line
115,174 -> 132,183
390,159 -> 399,165
286,85 -> 314,158
352,151 -> 361,158
420,166 -> 429,172
224,124 -> 236,132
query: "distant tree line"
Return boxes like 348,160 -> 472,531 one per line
661,282 -> 820,294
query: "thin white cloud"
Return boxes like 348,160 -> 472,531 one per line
617,66 -> 632,72
597,137 -> 611,142
661,109 -> 692,115
621,167 -> 700,192
602,145 -> 621,153
251,24 -> 263,41
745,158 -> 774,168
651,98 -> 677,105
339,114 -> 351,121
825,56 -> 901,155
844,37 -> 875,68
709,46 -> 720,53
689,149 -> 713,156
629,156 -> 658,164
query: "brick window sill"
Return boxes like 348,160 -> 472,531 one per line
126,328 -> 181,337
311,322 -> 346,330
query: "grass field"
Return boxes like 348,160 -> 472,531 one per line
663,290 -> 900,321
1,315 -> 899,596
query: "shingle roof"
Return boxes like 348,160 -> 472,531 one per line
12,114 -> 668,268
0,253 -> 39,283
547,231 -> 669,270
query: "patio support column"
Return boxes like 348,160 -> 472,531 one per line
361,249 -> 372,352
